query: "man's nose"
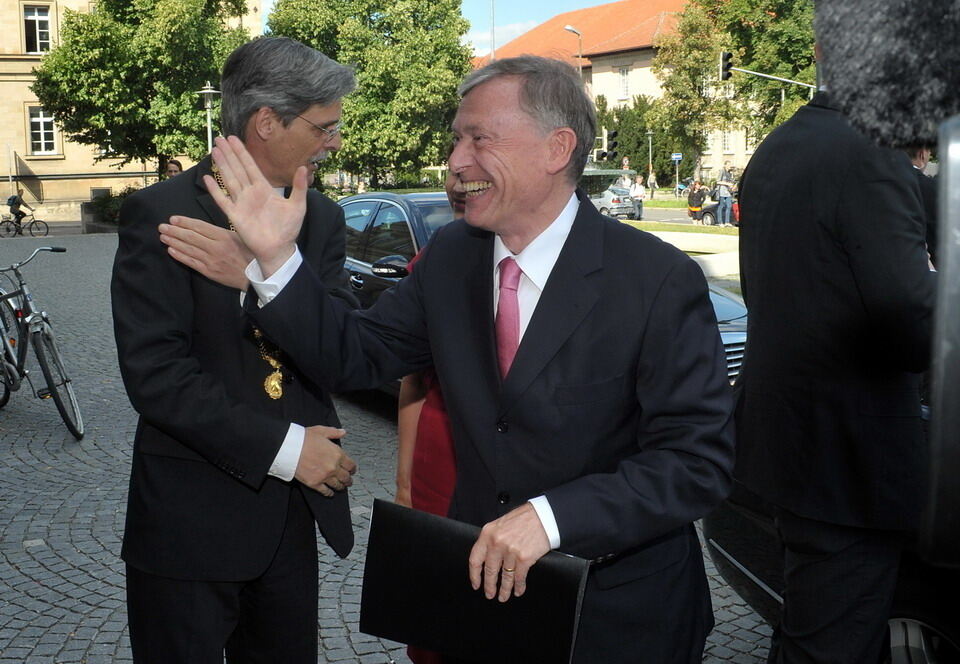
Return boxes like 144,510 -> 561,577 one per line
448,140 -> 471,173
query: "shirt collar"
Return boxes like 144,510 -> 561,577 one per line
493,192 -> 579,291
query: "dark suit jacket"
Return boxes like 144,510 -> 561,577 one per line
111,158 -> 353,581
734,93 -> 936,531
915,168 -> 938,267
251,191 -> 735,661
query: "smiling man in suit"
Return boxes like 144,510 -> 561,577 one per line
111,37 -> 359,664
163,55 -> 735,663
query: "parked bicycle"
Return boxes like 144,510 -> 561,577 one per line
0,246 -> 84,439
0,213 -> 50,238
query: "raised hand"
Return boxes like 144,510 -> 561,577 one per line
205,135 -> 308,278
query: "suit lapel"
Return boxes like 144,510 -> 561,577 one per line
463,230 -> 500,391
498,192 -> 604,415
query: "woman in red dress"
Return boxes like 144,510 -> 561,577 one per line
396,173 -> 464,664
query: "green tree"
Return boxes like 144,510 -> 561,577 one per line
269,0 -> 472,187
652,0 -> 814,157
31,0 -> 247,170
706,0 -> 815,135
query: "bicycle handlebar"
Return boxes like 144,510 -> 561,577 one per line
0,246 -> 67,272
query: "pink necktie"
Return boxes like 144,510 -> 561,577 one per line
496,257 -> 522,378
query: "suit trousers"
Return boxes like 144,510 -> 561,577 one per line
767,508 -> 905,664
126,486 -> 319,664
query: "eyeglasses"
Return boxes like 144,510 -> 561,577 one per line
297,115 -> 343,140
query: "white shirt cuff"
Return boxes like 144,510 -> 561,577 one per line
246,249 -> 304,307
528,495 -> 561,549
268,423 -> 305,482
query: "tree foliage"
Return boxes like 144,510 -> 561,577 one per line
31,0 -> 248,169
595,95 -> 697,184
269,0 -> 472,186
650,0 -> 814,172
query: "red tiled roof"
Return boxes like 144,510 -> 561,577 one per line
473,0 -> 686,69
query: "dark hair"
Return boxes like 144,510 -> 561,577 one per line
166,159 -> 183,170
220,37 -> 356,140
459,55 -> 596,183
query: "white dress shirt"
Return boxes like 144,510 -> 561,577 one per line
249,192 -> 582,549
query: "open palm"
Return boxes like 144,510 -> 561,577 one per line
205,135 -> 308,277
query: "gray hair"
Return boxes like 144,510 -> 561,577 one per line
458,56 -> 596,182
220,37 -> 356,140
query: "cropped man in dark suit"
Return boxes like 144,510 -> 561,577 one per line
735,85 -> 935,662
905,145 -> 939,267
165,55 -> 735,663
111,38 -> 358,664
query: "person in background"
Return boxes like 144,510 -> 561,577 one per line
734,57 -> 935,662
164,159 -> 183,178
629,175 -> 646,220
687,181 -> 707,225
715,162 -> 735,227
395,171 -> 465,664
905,145 -> 938,267
647,170 -> 658,198
7,188 -> 33,225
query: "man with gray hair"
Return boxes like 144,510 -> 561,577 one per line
111,37 -> 358,663
163,54 -> 735,662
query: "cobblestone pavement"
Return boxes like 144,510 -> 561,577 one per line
0,234 -> 769,663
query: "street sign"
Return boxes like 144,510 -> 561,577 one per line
671,153 -> 683,161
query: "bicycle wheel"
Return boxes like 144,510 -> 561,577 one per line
0,220 -> 18,238
28,220 -> 49,237
32,327 -> 84,439
0,295 -> 19,408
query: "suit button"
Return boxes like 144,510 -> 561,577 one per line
496,420 -> 509,433
497,492 -> 510,504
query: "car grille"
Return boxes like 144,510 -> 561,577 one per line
724,339 -> 745,383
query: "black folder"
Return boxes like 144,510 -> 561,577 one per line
359,499 -> 590,663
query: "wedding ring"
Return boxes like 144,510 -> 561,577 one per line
503,567 -> 516,573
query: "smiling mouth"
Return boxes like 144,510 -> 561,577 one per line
462,180 -> 492,198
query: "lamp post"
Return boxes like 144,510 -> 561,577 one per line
564,25 -> 582,79
490,0 -> 496,61
195,81 -> 221,153
646,129 -> 653,174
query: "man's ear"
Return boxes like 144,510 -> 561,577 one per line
250,107 -> 279,141
545,127 -> 578,176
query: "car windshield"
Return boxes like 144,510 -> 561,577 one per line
416,200 -> 457,241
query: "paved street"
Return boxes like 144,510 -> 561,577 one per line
0,233 -> 769,663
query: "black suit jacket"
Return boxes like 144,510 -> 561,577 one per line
112,158 -> 353,581
734,93 -> 936,531
914,168 -> 938,267
250,191 -> 735,659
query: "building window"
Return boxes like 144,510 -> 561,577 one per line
24,6 -> 51,53
722,129 -> 732,153
29,107 -> 57,155
619,66 -> 630,99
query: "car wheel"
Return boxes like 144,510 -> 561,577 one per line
886,617 -> 960,664
701,212 -> 715,226
599,207 -> 609,216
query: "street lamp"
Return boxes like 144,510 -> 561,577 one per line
646,129 -> 653,174
564,25 -> 582,79
195,81 -> 221,153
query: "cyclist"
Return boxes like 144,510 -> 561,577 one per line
6,189 -> 33,227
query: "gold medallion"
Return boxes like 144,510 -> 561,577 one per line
264,370 -> 284,399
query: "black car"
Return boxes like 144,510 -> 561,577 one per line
338,191 -> 454,308
704,454 -> 960,662
338,191 -> 748,385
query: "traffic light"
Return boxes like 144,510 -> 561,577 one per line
600,129 -> 619,162
720,51 -> 734,81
